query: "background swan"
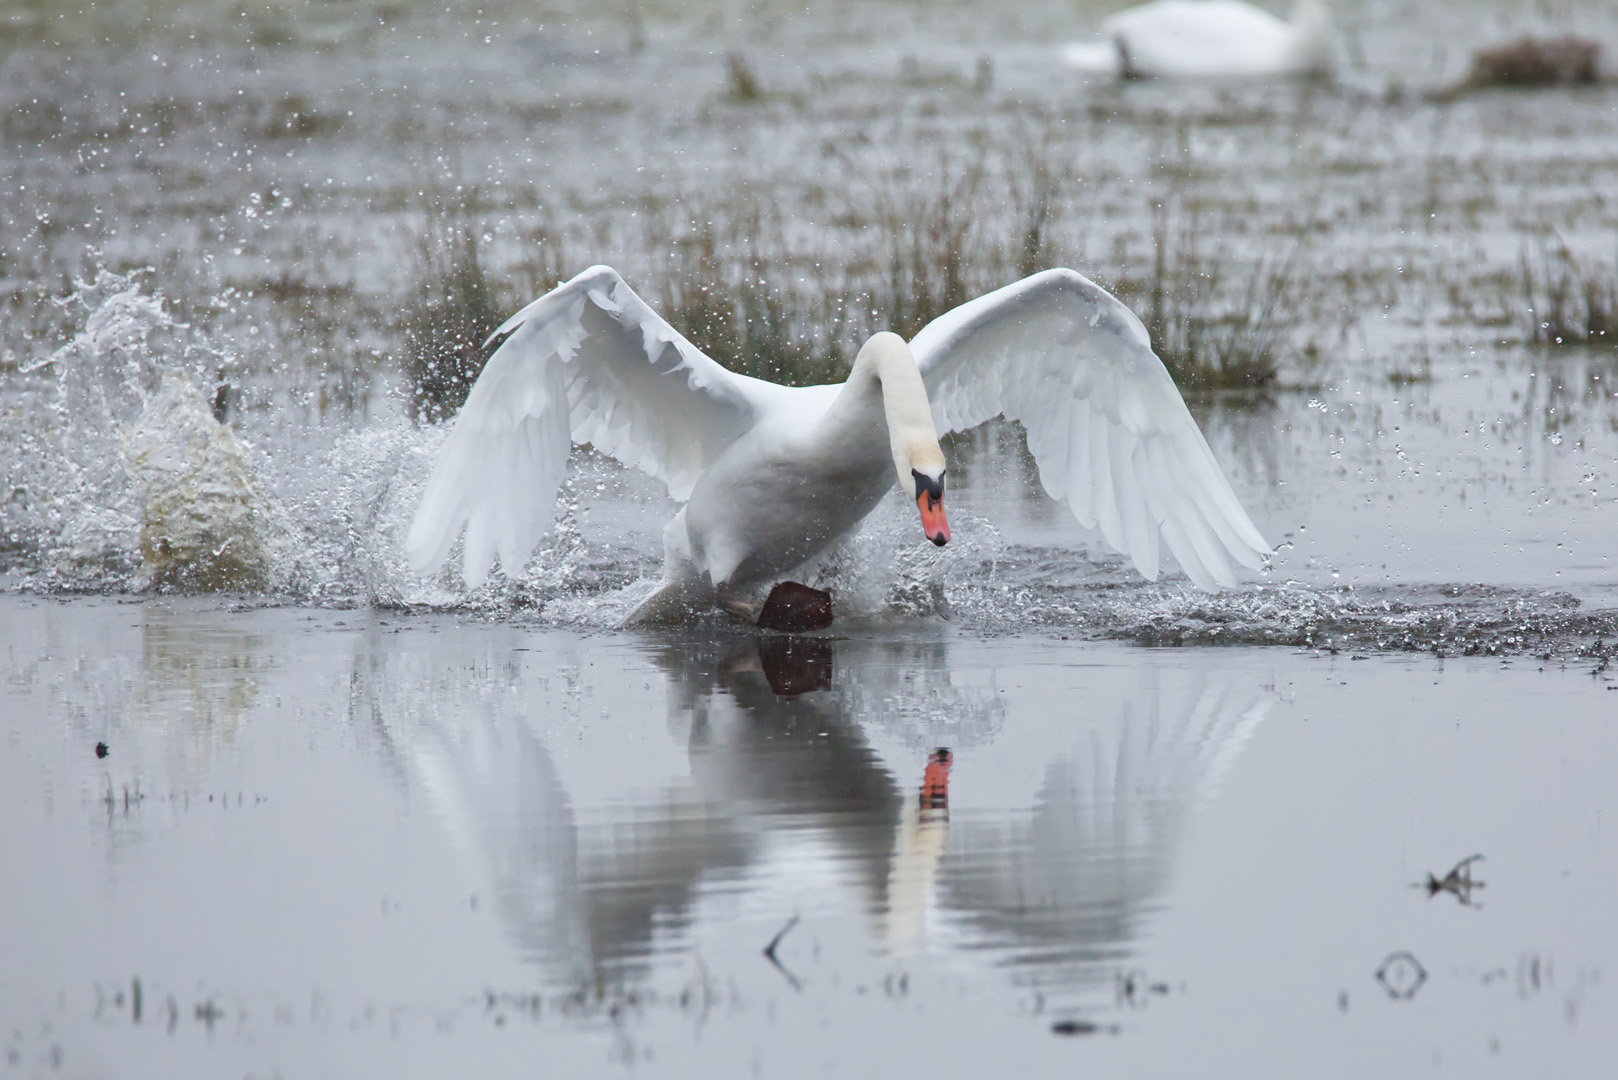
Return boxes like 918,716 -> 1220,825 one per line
1062,0 -> 1336,79
405,265 -> 1269,617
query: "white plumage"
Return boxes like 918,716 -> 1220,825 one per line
1062,0 -> 1336,79
406,265 -> 1269,611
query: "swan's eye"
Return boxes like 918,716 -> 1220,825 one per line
911,468 -> 945,501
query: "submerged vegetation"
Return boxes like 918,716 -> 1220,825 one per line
1519,231 -> 1617,348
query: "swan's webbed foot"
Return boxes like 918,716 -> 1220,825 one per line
716,581 -> 833,632
756,581 -> 833,632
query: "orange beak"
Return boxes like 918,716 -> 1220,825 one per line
917,490 -> 949,546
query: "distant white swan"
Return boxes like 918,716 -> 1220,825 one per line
405,265 -> 1269,618
1062,0 -> 1335,79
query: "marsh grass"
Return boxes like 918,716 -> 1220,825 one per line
646,207 -> 857,385
1466,35 -> 1601,89
400,184 -> 570,422
1119,196 -> 1296,391
726,52 -> 762,102
398,144 -> 1309,408
1519,232 -> 1617,348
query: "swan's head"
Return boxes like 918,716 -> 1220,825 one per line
1287,0 -> 1337,73
909,466 -> 949,547
897,437 -> 949,547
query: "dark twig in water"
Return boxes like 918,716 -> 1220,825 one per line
1419,853 -> 1485,907
763,913 -> 803,990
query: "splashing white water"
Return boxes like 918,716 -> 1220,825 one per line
3,271 -> 191,584
121,371 -> 286,590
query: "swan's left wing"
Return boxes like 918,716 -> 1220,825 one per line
911,268 -> 1269,588
406,265 -> 768,588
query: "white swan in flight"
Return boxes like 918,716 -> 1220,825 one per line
1062,0 -> 1335,79
405,265 -> 1269,619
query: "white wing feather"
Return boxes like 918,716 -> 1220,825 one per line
405,265 -> 768,588
911,268 -> 1270,589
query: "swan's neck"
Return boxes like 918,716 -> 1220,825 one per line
1284,0 -> 1333,70
846,332 -> 944,499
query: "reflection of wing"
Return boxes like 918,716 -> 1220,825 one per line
406,266 -> 780,588
937,681 -> 1269,984
387,662 -> 754,983
410,719 -> 591,978
911,269 -> 1269,587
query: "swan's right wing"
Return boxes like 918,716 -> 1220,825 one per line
912,268 -> 1269,589
406,265 -> 768,588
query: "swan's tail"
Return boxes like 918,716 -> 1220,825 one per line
616,509 -> 711,626
616,575 -> 713,626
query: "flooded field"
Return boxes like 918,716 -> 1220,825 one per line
4,0 -> 1618,1075
4,598 -> 1617,1077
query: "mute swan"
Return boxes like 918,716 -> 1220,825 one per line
405,265 -> 1269,621
1062,0 -> 1335,79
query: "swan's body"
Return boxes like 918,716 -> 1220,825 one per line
406,265 -> 1269,616
1062,0 -> 1335,79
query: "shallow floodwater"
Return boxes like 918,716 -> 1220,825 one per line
3,596 -> 1615,1078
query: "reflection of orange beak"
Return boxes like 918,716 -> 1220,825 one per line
917,491 -> 950,546
921,748 -> 952,810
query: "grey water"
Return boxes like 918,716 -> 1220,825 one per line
4,597 -> 1616,1078
5,0 -> 1618,1075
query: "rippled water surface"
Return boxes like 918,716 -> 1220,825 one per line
3,597 -> 1616,1077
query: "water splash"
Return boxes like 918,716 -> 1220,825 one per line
122,372 -> 284,590
3,271 -> 189,585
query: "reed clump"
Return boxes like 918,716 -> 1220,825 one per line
1519,233 -> 1616,347
1467,35 -> 1601,89
401,146 -> 1309,407
1118,196 -> 1293,391
400,188 -> 510,422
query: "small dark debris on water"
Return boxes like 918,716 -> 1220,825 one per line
1050,1018 -> 1117,1037
763,913 -> 804,990
94,741 -> 109,759
1376,951 -> 1428,1000
1117,968 -> 1171,1008
1421,853 -> 1485,906
194,998 -> 224,1029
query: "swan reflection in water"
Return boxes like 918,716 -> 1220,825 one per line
377,635 -> 1268,996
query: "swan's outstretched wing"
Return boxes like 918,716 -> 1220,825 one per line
406,265 -> 769,588
911,268 -> 1269,588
